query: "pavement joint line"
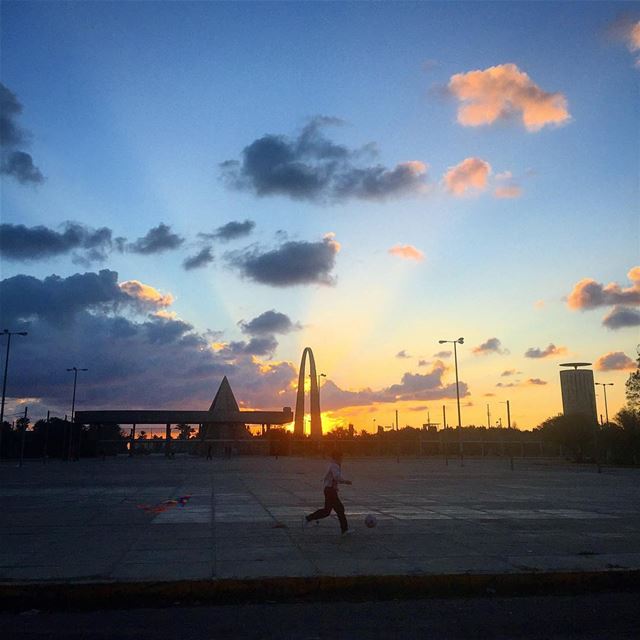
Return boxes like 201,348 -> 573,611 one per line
1,569 -> 639,612
238,475 -> 321,576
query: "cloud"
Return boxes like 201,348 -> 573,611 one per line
128,224 -> 184,254
0,270 -> 298,413
500,369 -> 521,377
183,247 -> 214,270
388,244 -> 425,261
443,157 -> 491,196
1,151 -> 45,185
227,233 -> 340,287
567,267 -> 640,309
319,360 -> 469,411
497,377 -> 547,388
493,168 -> 524,199
494,185 -> 523,199
607,16 -> 640,67
534,299 -> 545,310
0,270 -> 173,326
524,343 -> 567,359
219,335 -> 280,358
199,219 -> 256,242
221,117 -> 428,202
418,359 -> 429,367
472,337 -> 509,356
118,280 -> 174,309
602,305 -> 640,330
595,351 -> 636,371
0,222 -> 114,263
396,350 -> 411,359
447,63 -> 570,131
0,83 -> 44,184
433,350 -> 451,358
239,310 -> 301,336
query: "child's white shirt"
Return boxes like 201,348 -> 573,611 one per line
323,462 -> 345,489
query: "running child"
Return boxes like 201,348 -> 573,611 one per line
303,450 -> 352,535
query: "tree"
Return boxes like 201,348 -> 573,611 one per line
535,414 -> 596,462
614,407 -> 640,465
327,426 -> 349,439
625,347 -> 640,411
174,423 -> 194,440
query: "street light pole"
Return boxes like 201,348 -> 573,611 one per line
439,337 -> 464,465
595,382 -> 614,426
0,329 -> 28,460
67,367 -> 88,460
500,400 -> 512,429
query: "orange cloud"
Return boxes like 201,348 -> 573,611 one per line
154,309 -> 178,320
609,17 -> 640,67
472,337 -> 509,356
494,185 -> 523,199
119,280 -> 174,307
631,21 -> 640,50
524,344 -> 567,359
388,243 -> 425,261
567,267 -> 640,310
447,63 -> 570,131
443,157 -> 491,195
595,351 -> 636,371
323,231 -> 342,253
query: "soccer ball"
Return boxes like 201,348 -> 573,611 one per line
364,514 -> 377,528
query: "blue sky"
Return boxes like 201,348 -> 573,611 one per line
1,1 -> 638,429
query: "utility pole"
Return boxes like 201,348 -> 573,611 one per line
67,367 -> 88,461
43,410 -> 50,462
0,329 -> 28,460
19,406 -> 27,468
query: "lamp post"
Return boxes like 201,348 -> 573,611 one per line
499,400 -> 511,429
67,367 -> 88,460
0,329 -> 28,460
439,337 -> 464,465
595,382 -> 613,426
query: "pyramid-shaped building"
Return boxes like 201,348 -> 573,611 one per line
199,376 -> 251,448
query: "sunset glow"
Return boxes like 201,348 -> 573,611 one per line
1,2 -> 637,433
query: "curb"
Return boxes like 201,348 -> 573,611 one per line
1,570 -> 640,611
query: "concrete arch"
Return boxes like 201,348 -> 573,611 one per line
294,347 -> 322,438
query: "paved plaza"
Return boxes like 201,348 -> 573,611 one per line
1,455 -> 640,585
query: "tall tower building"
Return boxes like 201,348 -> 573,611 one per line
559,363 -> 597,424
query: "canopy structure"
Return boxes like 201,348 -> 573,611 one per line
74,376 -> 293,427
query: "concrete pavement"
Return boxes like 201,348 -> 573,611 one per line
1,455 -> 639,606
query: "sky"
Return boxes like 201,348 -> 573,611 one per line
1,1 -> 638,432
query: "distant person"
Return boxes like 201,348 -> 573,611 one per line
303,450 -> 352,535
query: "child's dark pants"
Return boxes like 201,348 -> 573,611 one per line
306,487 -> 348,532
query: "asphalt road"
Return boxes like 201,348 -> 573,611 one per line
2,591 -> 639,639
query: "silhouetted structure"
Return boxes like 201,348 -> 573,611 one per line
200,376 -> 249,442
294,347 -> 322,439
559,363 -> 597,424
75,376 -> 292,455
